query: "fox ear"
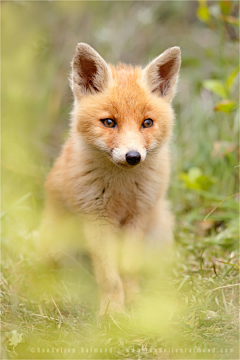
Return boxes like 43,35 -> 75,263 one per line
71,43 -> 112,98
142,47 -> 181,101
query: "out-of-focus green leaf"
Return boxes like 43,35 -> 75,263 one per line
214,100 -> 236,112
180,167 -> 217,191
203,80 -> 228,98
226,67 -> 239,90
188,167 -> 202,183
197,5 -> 210,23
220,1 -> 232,15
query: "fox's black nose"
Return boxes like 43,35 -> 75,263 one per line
126,151 -> 141,166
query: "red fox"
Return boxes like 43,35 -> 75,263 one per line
42,43 -> 181,315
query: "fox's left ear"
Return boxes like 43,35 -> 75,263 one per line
142,47 -> 181,102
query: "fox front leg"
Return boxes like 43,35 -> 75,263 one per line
85,221 -> 125,316
119,230 -> 144,306
91,253 -> 125,316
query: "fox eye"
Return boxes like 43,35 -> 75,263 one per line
101,118 -> 116,128
142,118 -> 153,128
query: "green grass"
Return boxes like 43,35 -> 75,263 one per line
1,200 -> 239,359
1,1 -> 239,359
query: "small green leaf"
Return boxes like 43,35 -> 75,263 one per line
188,167 -> 202,182
220,1 -> 231,15
180,167 -> 217,191
214,100 -> 236,112
203,80 -> 228,98
197,5 -> 210,22
226,66 -> 239,90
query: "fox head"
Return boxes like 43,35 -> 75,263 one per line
70,43 -> 181,168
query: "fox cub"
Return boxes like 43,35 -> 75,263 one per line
43,43 -> 181,315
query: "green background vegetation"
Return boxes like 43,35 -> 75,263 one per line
1,1 -> 239,359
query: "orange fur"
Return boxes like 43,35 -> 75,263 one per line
42,43 -> 181,315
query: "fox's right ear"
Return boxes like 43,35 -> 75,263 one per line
71,43 -> 112,98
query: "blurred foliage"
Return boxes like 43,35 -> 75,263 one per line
1,1 -> 239,359
198,0 -> 239,113
180,167 -> 218,191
